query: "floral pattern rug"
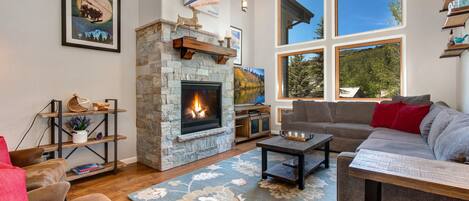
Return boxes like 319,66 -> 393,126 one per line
128,148 -> 337,201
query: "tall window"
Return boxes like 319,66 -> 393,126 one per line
275,0 -> 405,101
335,0 -> 403,36
278,49 -> 324,99
335,38 -> 402,100
278,0 -> 324,45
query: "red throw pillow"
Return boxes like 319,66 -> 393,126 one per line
0,162 -> 28,201
370,102 -> 404,128
392,104 -> 431,134
0,137 -> 11,165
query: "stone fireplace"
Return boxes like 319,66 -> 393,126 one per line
135,19 -> 235,171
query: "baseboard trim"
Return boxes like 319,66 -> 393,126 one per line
120,156 -> 137,165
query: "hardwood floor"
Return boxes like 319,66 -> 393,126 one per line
67,138 -> 266,201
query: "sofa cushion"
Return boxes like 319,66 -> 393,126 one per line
391,104 -> 430,134
0,162 -> 28,201
434,114 -> 469,162
23,158 -> 67,191
434,126 -> 469,162
427,108 -> 461,149
370,102 -> 403,128
281,122 -> 331,134
326,123 -> 373,139
392,94 -> 431,105
420,102 -> 449,142
0,136 -> 11,166
292,101 -> 307,121
357,139 -> 435,160
334,102 -> 376,124
369,128 -> 426,145
304,101 -> 333,122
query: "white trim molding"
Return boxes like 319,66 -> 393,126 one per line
120,157 -> 138,165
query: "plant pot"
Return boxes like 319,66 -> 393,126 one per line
73,130 -> 88,144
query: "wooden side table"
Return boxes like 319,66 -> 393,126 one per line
349,149 -> 469,201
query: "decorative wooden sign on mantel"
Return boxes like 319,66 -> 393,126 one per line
173,37 -> 237,64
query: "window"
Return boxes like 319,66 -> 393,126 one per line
278,49 -> 324,99
335,0 -> 403,36
335,38 -> 402,100
278,0 -> 324,45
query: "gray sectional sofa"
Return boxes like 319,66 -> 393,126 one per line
282,99 -> 469,201
282,101 -> 377,152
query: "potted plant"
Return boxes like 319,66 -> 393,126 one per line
68,116 -> 91,144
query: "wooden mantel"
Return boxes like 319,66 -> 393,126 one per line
173,37 -> 237,64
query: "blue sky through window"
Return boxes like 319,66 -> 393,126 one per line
287,0 -> 324,44
285,0 -> 401,44
337,0 -> 401,36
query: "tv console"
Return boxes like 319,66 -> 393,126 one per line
234,105 -> 271,143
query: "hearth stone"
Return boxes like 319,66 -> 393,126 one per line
136,19 -> 235,171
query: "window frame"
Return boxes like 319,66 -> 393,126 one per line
277,47 -> 326,101
276,0 -> 327,48
334,38 -> 403,101
333,0 -> 406,38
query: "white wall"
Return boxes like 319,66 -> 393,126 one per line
253,0 -> 459,131
139,0 -> 232,38
0,0 -> 138,167
457,24 -> 469,112
139,0 -> 162,25
460,54 -> 468,112
230,0 -> 255,66
159,0 -> 231,35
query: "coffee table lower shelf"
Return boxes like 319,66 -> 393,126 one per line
263,155 -> 325,183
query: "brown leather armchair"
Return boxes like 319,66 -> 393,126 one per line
9,148 -> 68,201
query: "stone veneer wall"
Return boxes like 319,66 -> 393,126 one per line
136,19 -> 235,171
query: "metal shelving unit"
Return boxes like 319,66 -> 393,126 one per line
39,99 -> 127,181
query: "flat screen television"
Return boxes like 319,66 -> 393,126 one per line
234,66 -> 265,105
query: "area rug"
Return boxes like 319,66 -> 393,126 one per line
128,148 -> 337,201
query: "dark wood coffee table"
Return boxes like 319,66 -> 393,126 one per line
256,134 -> 332,190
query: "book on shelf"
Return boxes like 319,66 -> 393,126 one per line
71,163 -> 104,175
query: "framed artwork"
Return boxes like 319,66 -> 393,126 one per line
231,26 -> 243,66
184,0 -> 220,17
62,0 -> 121,52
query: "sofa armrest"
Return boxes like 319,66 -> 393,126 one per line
337,152 -> 364,201
28,182 -> 70,201
9,148 -> 44,167
281,111 -> 296,131
282,111 -> 294,124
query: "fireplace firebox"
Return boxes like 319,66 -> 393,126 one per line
181,81 -> 222,134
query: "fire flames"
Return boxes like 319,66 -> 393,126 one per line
188,93 -> 207,119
